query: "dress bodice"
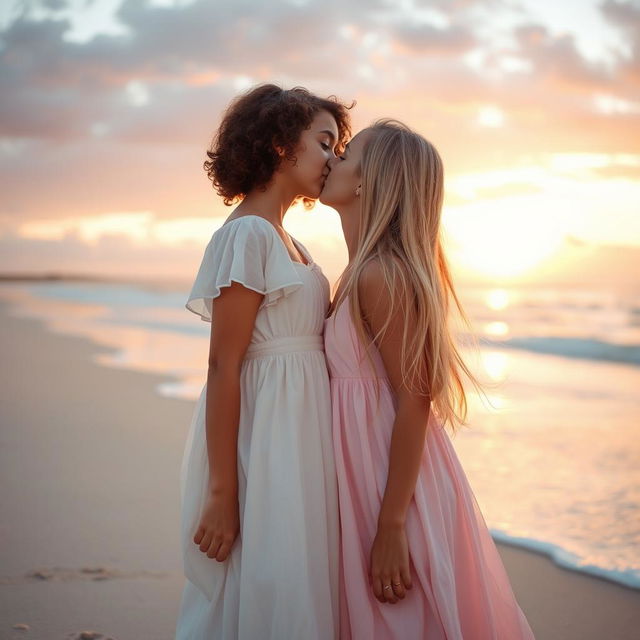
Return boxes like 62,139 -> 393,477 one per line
323,296 -> 388,380
186,215 -> 331,345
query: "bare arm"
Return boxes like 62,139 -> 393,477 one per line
359,260 -> 431,603
205,281 -> 263,495
193,281 -> 263,562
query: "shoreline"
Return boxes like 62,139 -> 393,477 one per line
2,282 -> 639,592
1,299 -> 639,639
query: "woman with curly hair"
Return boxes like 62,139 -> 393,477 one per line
320,121 -> 535,639
175,84 -> 352,639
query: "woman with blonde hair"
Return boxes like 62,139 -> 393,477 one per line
320,120 -> 535,639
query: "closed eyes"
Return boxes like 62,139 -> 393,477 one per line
322,141 -> 346,159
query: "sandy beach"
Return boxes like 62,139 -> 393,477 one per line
1,297 -> 639,640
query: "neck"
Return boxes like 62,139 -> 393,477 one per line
338,205 -> 360,263
234,178 -> 298,226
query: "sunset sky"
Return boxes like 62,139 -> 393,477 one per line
1,0 -> 639,287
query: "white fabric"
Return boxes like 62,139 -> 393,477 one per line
186,214 -> 305,321
176,215 -> 340,640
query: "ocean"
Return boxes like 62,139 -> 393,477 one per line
1,277 -> 638,591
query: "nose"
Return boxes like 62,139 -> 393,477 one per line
328,156 -> 339,169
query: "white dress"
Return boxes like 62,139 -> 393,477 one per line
175,215 -> 339,640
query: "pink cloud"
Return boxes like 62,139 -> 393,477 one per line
0,0 -> 638,246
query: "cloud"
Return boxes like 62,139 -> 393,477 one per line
601,0 -> 640,84
0,0 -> 639,256
0,0 -> 633,145
512,23 -> 613,88
0,227 -> 203,281
391,22 -> 477,55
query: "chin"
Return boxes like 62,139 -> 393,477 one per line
318,187 -> 331,206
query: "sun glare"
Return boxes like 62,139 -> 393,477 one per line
486,288 -> 510,310
448,217 -> 563,277
484,321 -> 509,337
480,351 -> 510,382
444,196 -> 567,279
477,105 -> 505,128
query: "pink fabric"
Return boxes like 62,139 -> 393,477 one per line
324,297 -> 536,640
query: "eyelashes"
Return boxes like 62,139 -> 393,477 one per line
321,141 -> 344,160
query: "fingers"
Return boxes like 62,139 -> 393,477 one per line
374,573 -> 398,604
194,527 -> 237,563
372,567 -> 412,604
198,531 -> 212,553
215,535 -> 237,562
401,565 -> 413,591
391,572 -> 406,600
206,536 -> 222,559
381,576 -> 398,604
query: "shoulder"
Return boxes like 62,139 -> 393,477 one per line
214,215 -> 276,239
357,257 -> 428,400
357,257 -> 395,317
357,256 -> 414,338
358,258 -> 386,295
208,215 -> 277,253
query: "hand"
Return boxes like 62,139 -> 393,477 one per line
369,522 -> 413,604
193,490 -> 240,562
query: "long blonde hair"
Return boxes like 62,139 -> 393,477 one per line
328,119 -> 488,434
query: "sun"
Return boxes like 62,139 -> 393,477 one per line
443,198 -> 566,279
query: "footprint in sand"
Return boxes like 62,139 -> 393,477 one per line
0,565 -> 167,584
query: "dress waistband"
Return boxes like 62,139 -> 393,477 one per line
244,335 -> 324,360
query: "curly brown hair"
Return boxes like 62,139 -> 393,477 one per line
204,84 -> 354,206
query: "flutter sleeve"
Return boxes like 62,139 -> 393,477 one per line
185,216 -> 304,322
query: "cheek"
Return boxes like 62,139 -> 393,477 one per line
296,150 -> 324,180
311,147 -> 328,170
324,167 -> 357,204
336,167 -> 356,192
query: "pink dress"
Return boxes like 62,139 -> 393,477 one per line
323,296 -> 536,640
